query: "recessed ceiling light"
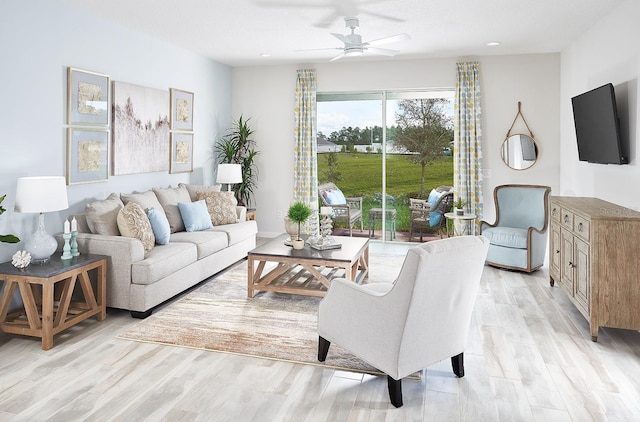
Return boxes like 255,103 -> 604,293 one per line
260,53 -> 271,57
486,41 -> 501,47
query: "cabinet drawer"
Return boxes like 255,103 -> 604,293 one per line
561,208 -> 574,230
574,215 -> 590,241
550,203 -> 561,223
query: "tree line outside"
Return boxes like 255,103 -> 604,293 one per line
317,98 -> 454,235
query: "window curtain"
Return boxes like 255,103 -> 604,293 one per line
294,69 -> 318,234
454,62 -> 483,233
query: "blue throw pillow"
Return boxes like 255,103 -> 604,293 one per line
146,207 -> 171,245
427,189 -> 444,207
178,200 -> 213,232
327,189 -> 346,205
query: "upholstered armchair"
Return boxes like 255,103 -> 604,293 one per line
479,184 -> 551,272
318,182 -> 363,236
317,236 -> 489,407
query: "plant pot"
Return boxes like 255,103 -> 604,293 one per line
292,239 -> 305,250
455,208 -> 464,216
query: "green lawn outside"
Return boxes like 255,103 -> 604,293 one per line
317,153 -> 454,232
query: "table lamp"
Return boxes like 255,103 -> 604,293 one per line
216,163 -> 242,192
14,176 -> 69,263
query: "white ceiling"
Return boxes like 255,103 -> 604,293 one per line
60,0 -> 623,67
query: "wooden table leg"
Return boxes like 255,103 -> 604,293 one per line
247,256 -> 255,298
97,260 -> 107,321
41,281 -> 54,350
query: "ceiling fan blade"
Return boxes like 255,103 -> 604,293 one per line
365,47 -> 399,56
331,33 -> 351,44
330,52 -> 345,61
366,33 -> 411,46
295,47 -> 343,52
359,10 -> 405,23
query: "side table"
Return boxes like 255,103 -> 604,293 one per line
444,212 -> 477,236
0,254 -> 107,350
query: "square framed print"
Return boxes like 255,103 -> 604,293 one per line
170,132 -> 194,173
170,88 -> 194,131
67,67 -> 110,126
67,128 -> 109,185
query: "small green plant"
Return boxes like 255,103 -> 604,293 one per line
454,196 -> 466,209
287,201 -> 311,240
0,194 -> 20,244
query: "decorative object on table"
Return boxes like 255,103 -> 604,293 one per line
67,67 -> 110,126
66,127 -> 109,185
214,115 -> 259,207
61,230 -> 72,261
310,206 -> 341,250
14,176 -> 69,264
169,88 -> 194,132
287,201 -> 311,250
112,81 -> 170,175
70,217 -> 79,257
454,196 -> 466,216
216,163 -> 243,192
170,132 -> 194,174
11,250 -> 31,269
0,194 -> 20,244
283,216 -> 298,246
306,200 -> 320,245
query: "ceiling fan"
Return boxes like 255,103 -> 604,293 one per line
300,17 -> 410,61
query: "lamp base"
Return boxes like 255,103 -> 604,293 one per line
24,213 -> 57,264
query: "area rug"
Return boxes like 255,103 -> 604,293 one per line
117,253 -> 408,376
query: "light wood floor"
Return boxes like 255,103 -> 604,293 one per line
2,241 -> 640,421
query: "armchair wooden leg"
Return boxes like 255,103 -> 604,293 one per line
451,352 -> 464,377
387,376 -> 403,408
318,336 -> 331,361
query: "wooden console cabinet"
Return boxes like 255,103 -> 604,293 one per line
549,196 -> 640,341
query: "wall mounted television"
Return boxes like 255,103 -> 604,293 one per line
571,83 -> 627,164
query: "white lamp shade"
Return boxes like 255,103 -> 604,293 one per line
216,164 -> 243,184
15,176 -> 69,213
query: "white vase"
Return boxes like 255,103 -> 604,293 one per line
284,217 -> 298,245
292,239 -> 305,250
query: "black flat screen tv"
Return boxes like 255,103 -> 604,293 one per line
571,83 -> 626,164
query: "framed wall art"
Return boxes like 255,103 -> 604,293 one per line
66,128 -> 109,185
170,132 -> 194,174
112,81 -> 170,175
170,88 -> 194,131
67,67 -> 110,126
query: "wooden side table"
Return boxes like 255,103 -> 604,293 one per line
0,254 -> 107,350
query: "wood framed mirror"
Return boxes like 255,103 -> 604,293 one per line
502,102 -> 538,170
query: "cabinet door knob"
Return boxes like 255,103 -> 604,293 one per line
568,261 -> 576,268
578,222 -> 583,232
564,215 -> 569,223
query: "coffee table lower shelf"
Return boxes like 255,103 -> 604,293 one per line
247,234 -> 369,298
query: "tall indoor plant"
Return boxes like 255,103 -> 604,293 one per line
0,194 -> 19,244
215,115 -> 259,207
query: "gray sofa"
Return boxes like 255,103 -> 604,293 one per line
65,184 -> 257,318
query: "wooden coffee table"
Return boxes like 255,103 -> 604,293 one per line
247,234 -> 369,297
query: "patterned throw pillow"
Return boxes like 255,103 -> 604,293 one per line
117,202 -> 155,254
196,191 -> 238,226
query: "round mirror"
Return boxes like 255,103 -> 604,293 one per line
501,134 -> 539,170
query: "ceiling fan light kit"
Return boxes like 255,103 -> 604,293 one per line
304,16 -> 410,61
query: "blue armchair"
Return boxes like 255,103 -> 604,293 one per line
479,184 -> 551,273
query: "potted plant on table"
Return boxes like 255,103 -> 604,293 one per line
454,197 -> 466,216
287,201 -> 311,250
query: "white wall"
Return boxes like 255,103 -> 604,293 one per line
0,0 -> 232,262
560,0 -> 640,210
233,54 -> 560,237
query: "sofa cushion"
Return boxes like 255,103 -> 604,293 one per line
146,207 -> 171,245
117,202 -> 155,254
323,189 -> 346,205
179,182 -> 222,202
131,242 -> 197,285
121,190 -> 164,213
197,191 -> 238,225
209,220 -> 258,246
427,189 -> 444,207
178,200 -> 214,232
85,193 -> 123,236
482,226 -> 528,249
170,230 -> 229,259
153,185 -> 191,233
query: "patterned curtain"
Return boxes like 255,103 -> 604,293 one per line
294,69 -> 318,234
454,62 -> 483,233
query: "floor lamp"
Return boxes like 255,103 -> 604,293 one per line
14,176 -> 69,263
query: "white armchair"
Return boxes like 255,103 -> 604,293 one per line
317,235 -> 489,407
